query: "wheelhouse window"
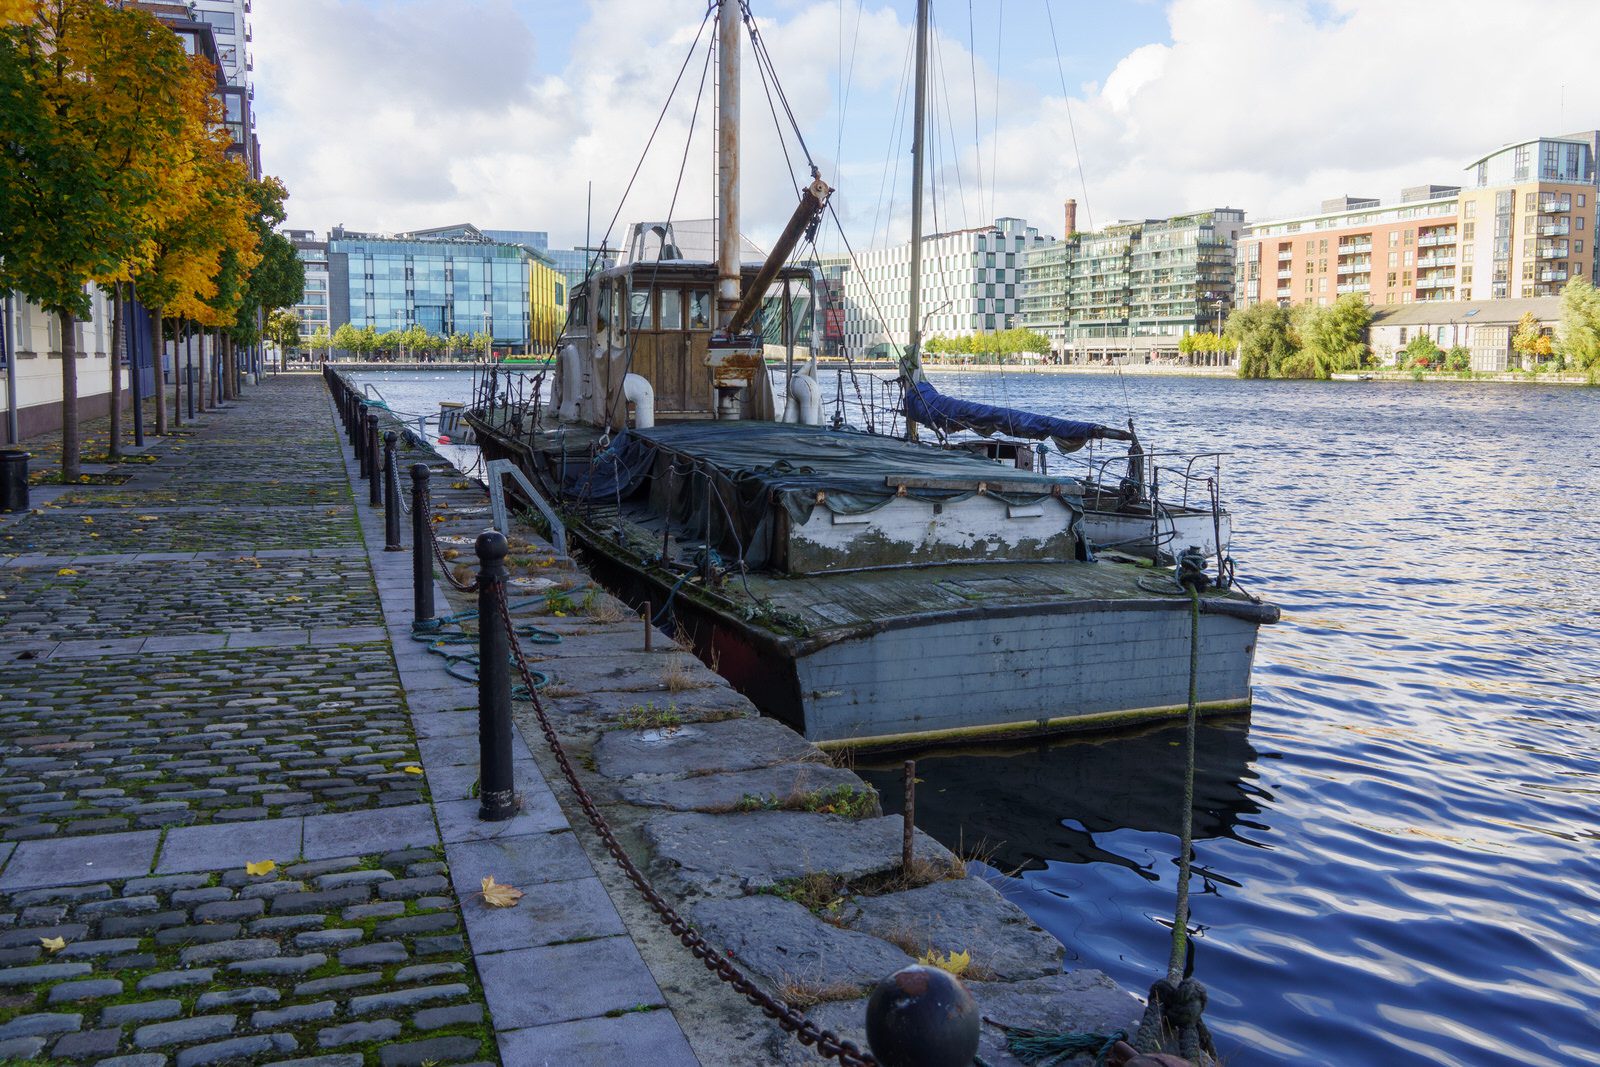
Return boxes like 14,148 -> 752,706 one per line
688,290 -> 711,329
629,289 -> 651,330
659,289 -> 684,330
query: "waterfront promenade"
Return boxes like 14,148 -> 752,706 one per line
0,374 -> 697,1064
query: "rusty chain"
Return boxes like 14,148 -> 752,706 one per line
419,482 -> 479,592
492,581 -> 878,1066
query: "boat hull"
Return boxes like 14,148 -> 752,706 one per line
1081,507 -> 1231,561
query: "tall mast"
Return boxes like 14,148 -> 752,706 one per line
715,0 -> 741,328
904,0 -> 930,387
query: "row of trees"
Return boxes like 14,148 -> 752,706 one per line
298,323 -> 495,362
923,328 -> 1051,363
1225,294 -> 1373,379
0,1 -> 303,478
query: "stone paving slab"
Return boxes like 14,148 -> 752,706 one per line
497,1009 -> 699,1065
0,504 -> 361,555
157,819 -> 306,874
474,938 -> 665,1031
302,805 -> 439,861
0,830 -> 161,889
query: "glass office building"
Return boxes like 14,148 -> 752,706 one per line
326,225 -> 533,352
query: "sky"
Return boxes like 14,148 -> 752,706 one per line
252,0 -> 1600,254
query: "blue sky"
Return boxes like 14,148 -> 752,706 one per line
252,1 -> 1600,250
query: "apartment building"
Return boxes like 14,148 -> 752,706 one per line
286,230 -> 331,351
1237,132 -> 1600,310
1020,207 -> 1242,363
840,218 -> 1049,357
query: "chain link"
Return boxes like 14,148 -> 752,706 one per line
418,482 -> 479,592
491,581 -> 878,1066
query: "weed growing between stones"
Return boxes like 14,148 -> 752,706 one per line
772,977 -> 863,1009
610,703 -> 683,731
733,785 -> 879,819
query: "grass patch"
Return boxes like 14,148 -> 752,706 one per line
733,784 -> 878,819
609,702 -> 682,731
774,977 -> 864,1009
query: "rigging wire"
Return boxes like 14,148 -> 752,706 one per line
966,0 -> 984,227
870,27 -> 916,251
1044,0 -> 1095,232
990,0 -> 1003,223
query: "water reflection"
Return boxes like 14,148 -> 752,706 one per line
858,719 -> 1267,879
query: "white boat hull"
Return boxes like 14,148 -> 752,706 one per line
1082,508 -> 1231,560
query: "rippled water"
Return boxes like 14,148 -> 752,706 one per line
354,366 -> 1600,1065
854,371 -> 1600,1067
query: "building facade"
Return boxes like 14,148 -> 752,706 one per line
324,224 -> 534,353
1020,208 -> 1242,363
1367,297 -> 1561,372
1237,132 -> 1600,311
137,1 -> 259,178
545,247 -> 618,298
286,230 -> 330,352
841,218 -> 1049,357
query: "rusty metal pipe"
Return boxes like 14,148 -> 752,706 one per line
725,176 -> 831,336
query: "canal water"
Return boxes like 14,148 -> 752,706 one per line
352,366 -> 1600,1066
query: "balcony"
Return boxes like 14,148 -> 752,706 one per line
1537,220 -> 1570,237
1416,274 -> 1455,289
1275,287 -> 1292,298
1277,269 -> 1293,280
1416,255 -> 1456,268
1538,198 -> 1571,213
1277,249 -> 1293,262
1336,259 -> 1371,275
1539,268 -> 1569,283
1417,233 -> 1456,247
1337,240 -> 1373,254
1336,282 -> 1371,294
1535,244 -> 1568,259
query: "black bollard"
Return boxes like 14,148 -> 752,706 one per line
366,413 -> 382,508
475,530 -> 517,822
865,965 -> 979,1067
355,401 -> 369,475
383,431 -> 402,551
410,463 -> 435,625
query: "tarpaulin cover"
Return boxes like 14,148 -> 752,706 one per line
565,421 -> 1083,570
903,380 -> 1121,452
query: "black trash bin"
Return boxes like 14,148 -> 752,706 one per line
0,450 -> 29,512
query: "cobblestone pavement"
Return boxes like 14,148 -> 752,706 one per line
1,506 -> 362,556
0,848 -> 491,1064
0,642 -> 424,841
0,376 -> 502,1065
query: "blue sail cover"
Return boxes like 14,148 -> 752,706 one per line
903,380 -> 1123,451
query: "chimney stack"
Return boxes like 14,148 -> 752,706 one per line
1063,198 -> 1077,238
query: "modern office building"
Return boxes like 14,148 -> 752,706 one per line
1236,131 -> 1600,309
322,224 -> 534,354
840,217 -> 1050,357
1020,207 -> 1243,363
546,247 -> 618,297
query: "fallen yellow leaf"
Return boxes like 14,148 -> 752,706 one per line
136,515 -> 159,521
81,516 -> 94,525
402,765 -> 424,776
245,859 -> 276,877
480,876 -> 524,908
917,948 -> 971,976
40,936 -> 66,954
56,568 -> 78,577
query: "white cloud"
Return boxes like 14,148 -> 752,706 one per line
254,0 -> 1600,252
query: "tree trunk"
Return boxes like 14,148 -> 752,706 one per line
108,284 -> 123,461
172,319 -> 183,428
197,328 -> 207,412
152,311 -> 168,436
59,308 -> 80,483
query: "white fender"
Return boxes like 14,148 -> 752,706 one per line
788,355 -> 821,426
556,342 -> 582,421
623,372 -> 655,429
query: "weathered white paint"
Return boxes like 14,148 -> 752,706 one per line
789,491 -> 1079,572
795,604 -> 1259,743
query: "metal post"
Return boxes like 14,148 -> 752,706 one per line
186,330 -> 195,419
383,431 -> 402,551
411,463 -> 435,625
130,292 -> 145,448
475,530 -> 517,822
356,402 -> 370,477
902,759 -> 916,871
366,412 -> 382,507
865,965 -> 979,1067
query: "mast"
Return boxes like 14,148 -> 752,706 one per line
903,0 -> 930,430
715,0 -> 741,328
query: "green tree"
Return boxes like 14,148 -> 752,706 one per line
399,323 -> 430,358
0,1 -> 196,478
1556,278 -> 1600,381
307,324 -> 330,363
469,331 -> 492,358
1402,333 -> 1442,370
1225,303 -> 1297,379
1444,345 -> 1471,372
331,322 -> 364,358
265,309 -> 301,355
1289,294 -> 1370,378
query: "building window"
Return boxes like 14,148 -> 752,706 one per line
1465,201 -> 1476,218
1577,240 -> 1585,254
1463,222 -> 1475,240
1399,327 -> 1408,343
1389,232 -> 1400,247
1388,252 -> 1398,267
1403,251 -> 1413,267
1387,272 -> 1397,286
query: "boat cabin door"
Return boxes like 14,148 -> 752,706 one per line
625,280 -> 714,419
